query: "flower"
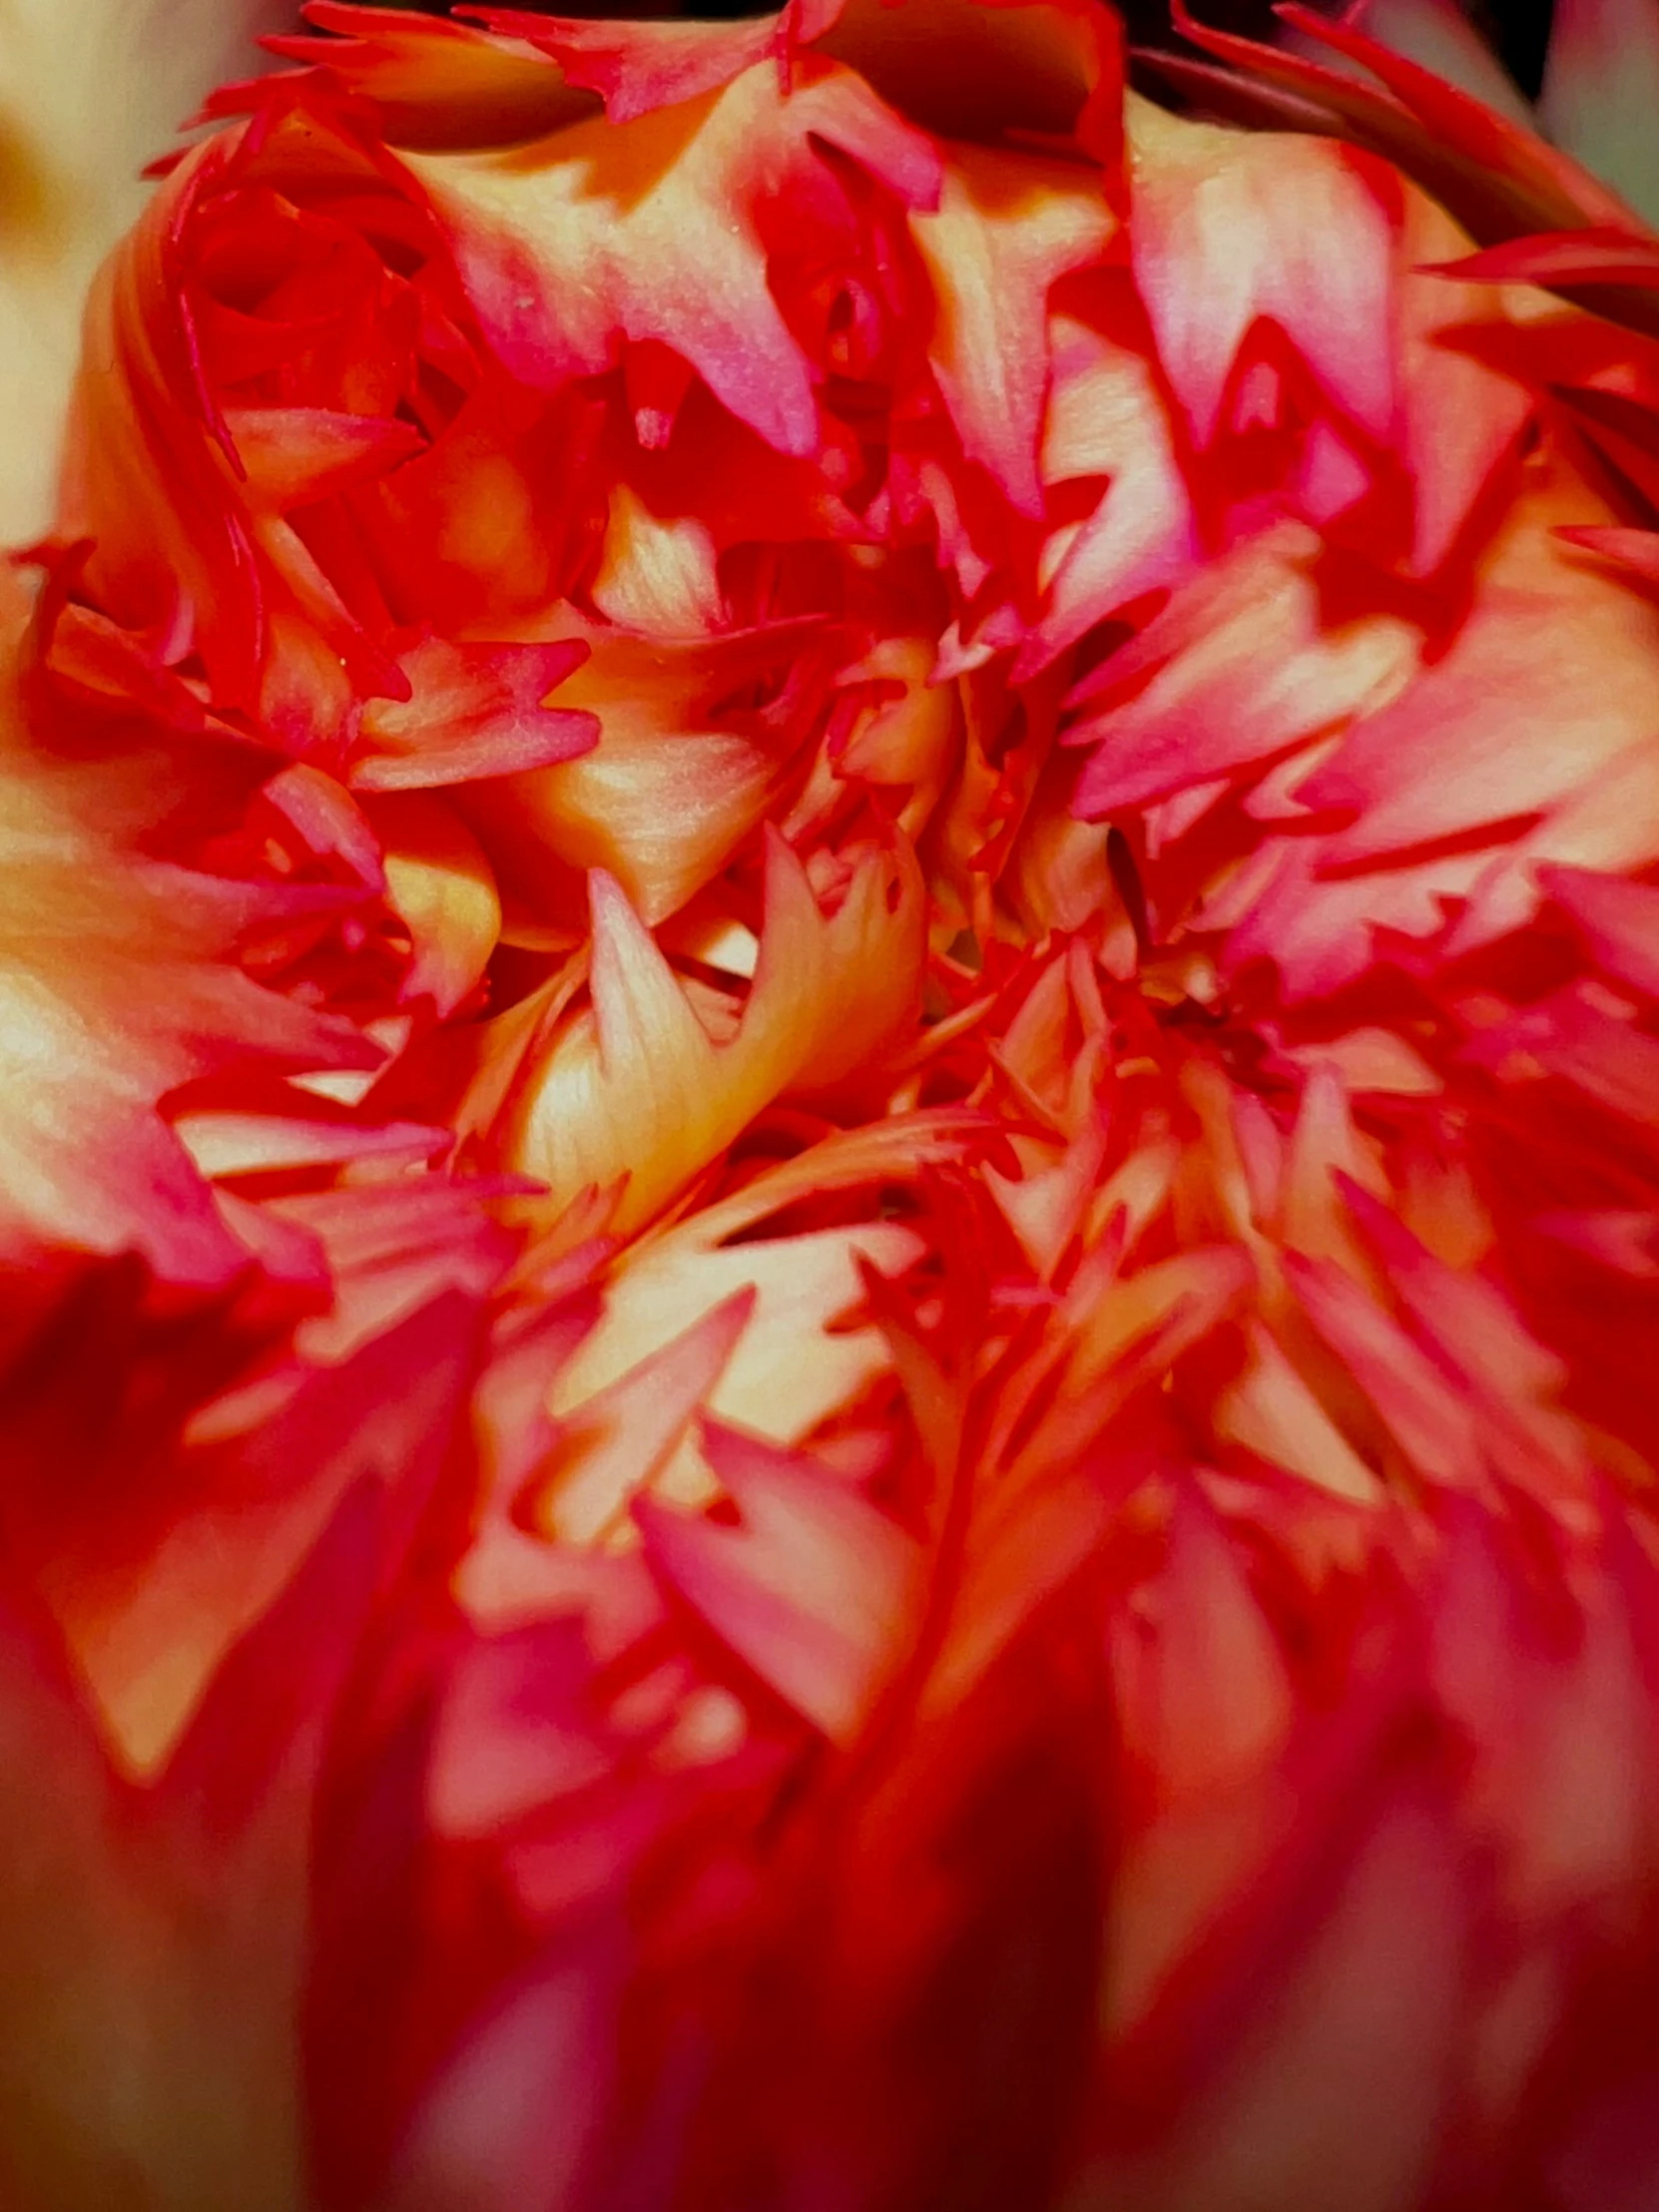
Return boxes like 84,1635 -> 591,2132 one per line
5,1 -> 1659,2207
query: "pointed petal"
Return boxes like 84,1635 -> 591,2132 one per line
409,59 -> 938,458
50,1294 -> 479,1776
374,792 -> 502,1018
243,2 -> 594,146
1125,95 -> 1398,448
1426,227 -> 1659,286
637,1419 -> 921,1742
1287,1251 -> 1480,1487
1018,315 -> 1195,676
470,5 -> 843,127
1145,4 -> 1640,263
353,638 -> 598,792
507,831 -> 924,1233
909,144 -> 1116,516
1344,0 -> 1533,122
1544,865 -> 1659,999
1303,474 -> 1659,864
1068,523 -> 1417,815
529,1290 -> 755,1545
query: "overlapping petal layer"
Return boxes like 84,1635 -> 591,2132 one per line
5,0 -> 1659,2206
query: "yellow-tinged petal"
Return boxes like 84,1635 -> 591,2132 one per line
374,791 -> 503,1019
1304,466 -> 1659,866
1215,1323 -> 1386,1506
1069,521 -> 1420,817
405,56 -> 940,459
465,617 -> 822,929
455,1115 -> 978,1636
1021,310 -> 1195,674
0,582 -> 370,1280
529,1291 -> 754,1545
909,141 -> 1117,517
503,827 -> 925,1233
589,484 -> 726,635
548,1114 -> 981,1442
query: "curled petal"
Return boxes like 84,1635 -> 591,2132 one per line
1125,95 -> 1398,449
1424,227 -> 1659,287
1141,1 -> 1658,349
504,827 -> 925,1233
407,59 -> 941,458
909,142 -> 1117,516
637,1418 -> 923,1743
1340,0 -> 1535,123
372,792 -> 502,1018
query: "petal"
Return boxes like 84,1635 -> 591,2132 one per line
352,638 -> 598,792
1286,1252 -> 1480,1487
408,58 -> 940,458
822,0 -> 1124,158
1544,863 -> 1659,999
1426,226 -> 1659,287
1017,311 -> 1196,676
1337,0 -> 1534,124
909,143 -> 1117,516
545,1115 -> 978,1444
636,1419 -> 922,1743
1147,2 -> 1641,265
466,617 -> 826,928
247,2 -> 595,146
470,4 -> 842,128
528,1291 -> 754,1545
504,828 -> 925,1233
40,1293 -> 480,1776
379,1939 -> 620,2212
1067,522 -> 1418,816
1302,471 -> 1659,863
374,792 -> 502,1018
0,598 -> 373,1281
1214,1322 -> 1385,1505
1125,95 -> 1399,449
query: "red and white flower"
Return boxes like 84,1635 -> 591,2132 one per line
4,0 -> 1659,2205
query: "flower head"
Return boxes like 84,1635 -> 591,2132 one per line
6,0 -> 1659,2206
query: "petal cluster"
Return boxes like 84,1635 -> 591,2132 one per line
4,1 -> 1659,2206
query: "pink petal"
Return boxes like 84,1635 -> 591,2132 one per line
1544,863 -> 1659,999
637,1419 -> 921,1743
1126,97 -> 1398,449
354,637 -> 598,791
1425,227 -> 1659,287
